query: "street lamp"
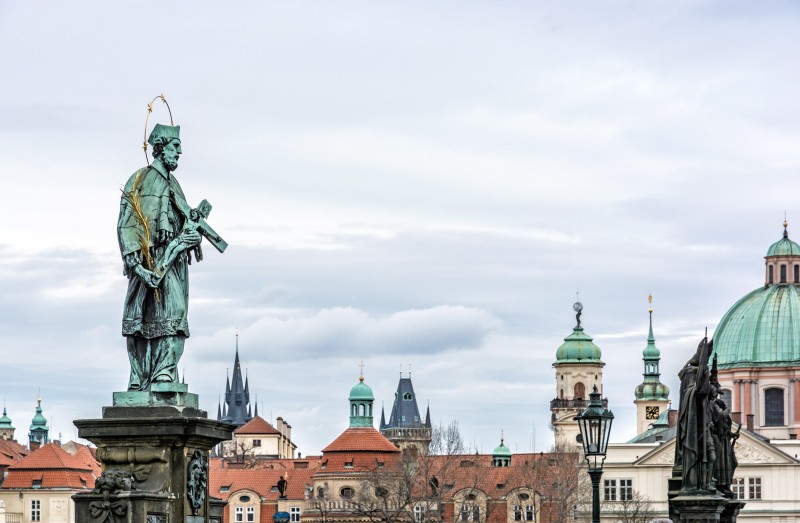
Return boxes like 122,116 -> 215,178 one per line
574,385 -> 614,523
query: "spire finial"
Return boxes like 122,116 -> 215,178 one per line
409,363 -> 412,378
501,429 -> 504,445
400,364 -> 402,378
648,293 -> 653,314
359,360 -> 365,381
784,213 -> 789,238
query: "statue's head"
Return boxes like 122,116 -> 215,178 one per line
148,124 -> 182,172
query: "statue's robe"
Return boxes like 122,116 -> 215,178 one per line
117,161 -> 196,390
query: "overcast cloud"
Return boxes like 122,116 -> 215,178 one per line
1,1 -> 799,454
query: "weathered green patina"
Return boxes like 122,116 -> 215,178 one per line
117,123 -> 226,393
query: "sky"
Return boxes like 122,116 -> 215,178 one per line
1,1 -> 799,456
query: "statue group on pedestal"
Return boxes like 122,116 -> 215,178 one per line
675,337 -> 740,497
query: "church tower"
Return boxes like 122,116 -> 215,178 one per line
0,406 -> 15,440
633,295 -> 670,435
380,370 -> 432,453
28,397 -> 49,449
550,300 -> 606,448
218,334 -> 253,427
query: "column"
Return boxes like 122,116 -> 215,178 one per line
744,381 -> 752,418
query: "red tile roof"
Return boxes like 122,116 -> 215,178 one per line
0,439 -> 29,467
322,427 -> 400,454
209,463 -> 317,502
234,416 -> 281,435
8,443 -> 92,471
2,443 -> 97,490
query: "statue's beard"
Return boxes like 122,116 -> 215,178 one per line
162,155 -> 179,172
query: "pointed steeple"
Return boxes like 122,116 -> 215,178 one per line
380,405 -> 387,429
380,369 -> 432,451
221,333 -> 252,427
217,397 -> 222,420
424,403 -> 432,428
254,399 -> 259,418
635,295 -> 670,402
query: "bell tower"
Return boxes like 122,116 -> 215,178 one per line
633,295 -> 671,435
550,300 -> 606,448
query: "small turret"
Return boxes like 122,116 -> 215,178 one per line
0,406 -> 15,440
492,433 -> 512,467
29,398 -> 49,449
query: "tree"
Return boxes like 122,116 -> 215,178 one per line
609,490 -> 656,523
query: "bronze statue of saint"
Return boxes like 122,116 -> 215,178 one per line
117,124 -> 204,391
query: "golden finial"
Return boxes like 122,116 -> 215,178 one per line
648,293 -> 653,314
358,360 -> 365,381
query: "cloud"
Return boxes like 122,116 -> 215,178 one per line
194,305 -> 500,362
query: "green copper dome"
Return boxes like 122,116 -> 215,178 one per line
30,399 -> 48,431
556,327 -> 603,363
713,284 -> 800,368
766,232 -> 800,256
349,377 -> 375,401
492,440 -> 512,457
0,407 -> 13,429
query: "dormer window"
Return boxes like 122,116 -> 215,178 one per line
403,392 -> 413,400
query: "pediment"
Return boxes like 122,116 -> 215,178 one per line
633,432 -> 797,466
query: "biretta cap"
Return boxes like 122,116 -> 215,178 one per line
148,124 -> 181,146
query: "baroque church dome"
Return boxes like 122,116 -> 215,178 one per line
713,224 -> 800,369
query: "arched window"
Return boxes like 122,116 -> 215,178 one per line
764,388 -> 784,426
359,404 -> 365,416
559,389 -> 564,399
794,264 -> 799,283
574,382 -> 585,400
340,487 -> 354,499
780,264 -> 787,283
403,392 -> 413,400
351,404 -> 357,416
769,265 -> 774,284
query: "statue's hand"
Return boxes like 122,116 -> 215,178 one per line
179,228 -> 202,249
133,265 -> 161,289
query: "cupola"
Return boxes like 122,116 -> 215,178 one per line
491,433 -> 512,467
349,370 -> 374,428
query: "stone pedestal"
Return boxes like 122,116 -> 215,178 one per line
670,495 -> 728,523
719,500 -> 745,523
73,398 -> 233,523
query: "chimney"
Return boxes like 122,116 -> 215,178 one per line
746,414 -> 755,432
731,412 -> 742,426
667,409 -> 678,428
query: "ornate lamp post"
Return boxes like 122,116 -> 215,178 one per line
575,385 -> 614,523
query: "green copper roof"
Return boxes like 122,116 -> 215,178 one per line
29,399 -> 48,431
766,227 -> 800,256
713,284 -> 800,369
555,327 -> 603,363
0,407 -> 13,429
349,377 -> 374,401
492,439 -> 512,457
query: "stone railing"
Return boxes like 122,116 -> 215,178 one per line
549,398 -> 608,410
3,514 -> 22,523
